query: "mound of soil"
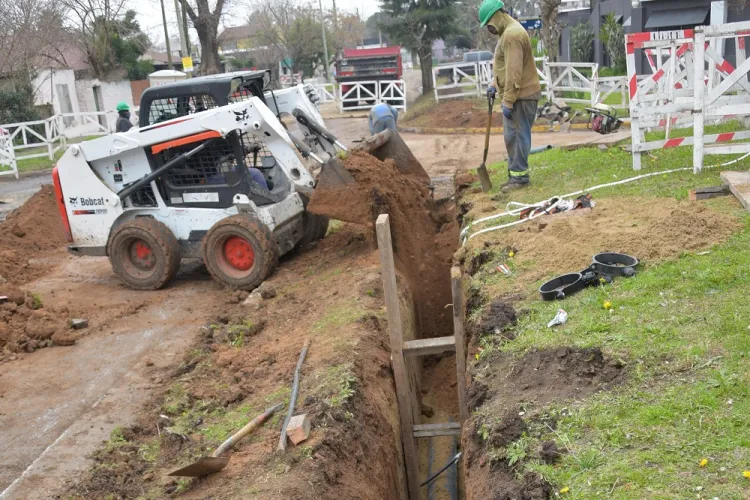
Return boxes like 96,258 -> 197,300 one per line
310,151 -> 459,337
403,100 -> 499,129
0,185 -> 66,284
469,197 -> 741,279
465,347 -> 624,500
0,283 -> 73,354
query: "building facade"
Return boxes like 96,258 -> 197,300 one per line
558,0 -> 750,72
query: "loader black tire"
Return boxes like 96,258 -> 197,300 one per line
297,212 -> 329,249
202,215 -> 278,290
107,218 -> 181,290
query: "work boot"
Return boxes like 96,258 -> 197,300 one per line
500,179 -> 530,192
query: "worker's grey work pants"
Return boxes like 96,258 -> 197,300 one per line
503,99 -> 539,184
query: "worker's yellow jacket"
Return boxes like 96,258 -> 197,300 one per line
487,11 -> 542,106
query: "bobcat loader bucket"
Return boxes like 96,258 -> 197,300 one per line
306,129 -> 430,225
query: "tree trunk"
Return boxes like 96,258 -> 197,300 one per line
540,0 -> 562,63
419,46 -> 433,95
194,22 -> 221,74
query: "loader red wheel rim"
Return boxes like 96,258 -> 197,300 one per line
128,239 -> 156,271
223,236 -> 255,271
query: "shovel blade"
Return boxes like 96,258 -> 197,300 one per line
168,456 -> 230,478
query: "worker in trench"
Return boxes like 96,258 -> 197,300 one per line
115,102 -> 134,133
480,0 -> 542,192
368,102 -> 399,135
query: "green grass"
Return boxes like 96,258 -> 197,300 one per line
463,141 -> 750,498
312,300 -> 367,332
12,134 -> 105,173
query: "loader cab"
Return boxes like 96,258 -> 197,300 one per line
138,70 -> 271,127
132,70 -> 292,211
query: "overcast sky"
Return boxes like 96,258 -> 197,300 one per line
134,0 -> 380,49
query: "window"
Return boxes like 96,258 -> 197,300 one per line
147,94 -> 218,125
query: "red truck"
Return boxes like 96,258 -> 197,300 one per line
336,46 -> 403,109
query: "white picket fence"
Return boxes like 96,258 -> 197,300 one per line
339,80 -> 407,112
626,21 -> 750,172
0,134 -> 18,179
432,57 -> 628,109
312,83 -> 337,103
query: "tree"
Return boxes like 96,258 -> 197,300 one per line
540,0 -> 562,62
249,0 -> 333,78
183,0 -> 229,75
379,0 -> 464,95
570,22 -> 593,62
600,13 -> 624,69
0,0 -> 67,89
62,0 -> 129,78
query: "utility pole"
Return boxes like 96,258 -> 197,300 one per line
332,0 -> 338,32
318,0 -> 331,83
160,0 -> 174,69
173,0 -> 191,77
181,0 -> 191,55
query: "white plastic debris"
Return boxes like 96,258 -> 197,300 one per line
547,309 -> 568,328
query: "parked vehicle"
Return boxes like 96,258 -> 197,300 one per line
436,51 -> 493,82
336,46 -> 403,109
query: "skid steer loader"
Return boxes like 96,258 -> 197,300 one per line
52,70 -> 429,291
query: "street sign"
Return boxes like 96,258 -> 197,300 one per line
182,56 -> 194,73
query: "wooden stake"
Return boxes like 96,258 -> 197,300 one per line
451,267 -> 468,424
376,214 -> 420,500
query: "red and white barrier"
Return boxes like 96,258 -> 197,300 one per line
626,22 -> 750,172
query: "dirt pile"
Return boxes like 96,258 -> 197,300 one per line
0,283 -> 77,355
469,197 -> 741,279
464,347 -> 624,499
310,151 -> 458,337
0,185 -> 66,284
403,100 -> 498,129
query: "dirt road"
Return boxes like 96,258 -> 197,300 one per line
325,117 -> 627,177
0,257 -> 226,499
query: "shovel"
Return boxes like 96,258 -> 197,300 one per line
168,402 -> 284,478
477,94 -> 495,193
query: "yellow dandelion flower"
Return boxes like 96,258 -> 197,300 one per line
559,486 -> 570,494
509,251 -> 515,257
699,458 -> 708,468
743,470 -> 750,478
603,301 -> 612,310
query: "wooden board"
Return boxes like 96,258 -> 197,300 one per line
689,185 -> 730,201
451,267 -> 468,424
403,336 -> 456,357
413,422 -> 462,438
376,214 -> 420,500
720,171 -> 750,211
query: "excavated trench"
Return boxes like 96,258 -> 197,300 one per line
309,151 -> 466,499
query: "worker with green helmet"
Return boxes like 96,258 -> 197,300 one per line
480,0 -> 542,192
115,102 -> 133,133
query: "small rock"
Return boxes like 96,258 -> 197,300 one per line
243,289 -> 263,307
597,144 -> 608,151
69,318 -> 89,330
258,282 -> 277,300
25,341 -> 37,353
51,331 -> 78,346
146,359 -> 154,367
10,225 -> 25,238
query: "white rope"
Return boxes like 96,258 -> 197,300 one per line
461,152 -> 750,244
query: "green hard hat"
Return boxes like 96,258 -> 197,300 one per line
479,0 -> 504,27
116,102 -> 130,112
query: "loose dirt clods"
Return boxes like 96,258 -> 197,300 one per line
465,197 -> 741,280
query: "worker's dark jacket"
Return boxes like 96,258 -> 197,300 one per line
116,116 -> 133,133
